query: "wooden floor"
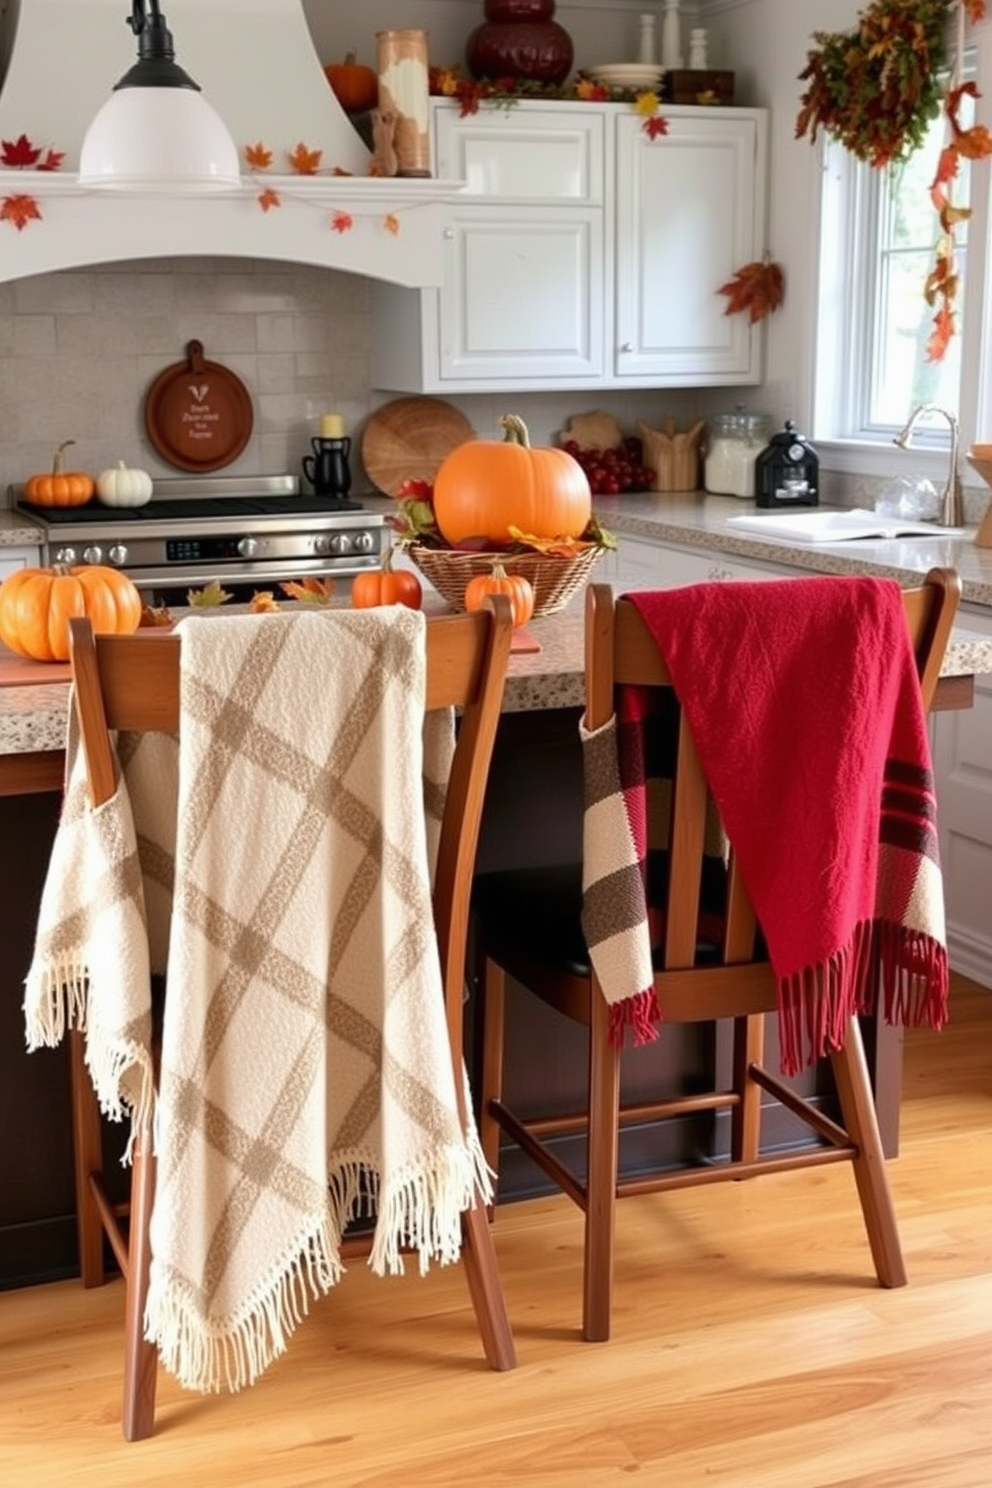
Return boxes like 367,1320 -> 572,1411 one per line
2,978 -> 990,1487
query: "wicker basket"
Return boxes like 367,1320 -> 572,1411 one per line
407,543 -> 604,618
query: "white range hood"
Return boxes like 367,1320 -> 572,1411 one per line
0,0 -> 458,288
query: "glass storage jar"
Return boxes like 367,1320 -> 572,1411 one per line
704,410 -> 771,498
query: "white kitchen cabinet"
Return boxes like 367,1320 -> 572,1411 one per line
607,533 -> 801,588
371,100 -> 767,394
371,102 -> 607,391
0,546 -> 39,580
614,110 -> 767,385
931,604 -> 992,989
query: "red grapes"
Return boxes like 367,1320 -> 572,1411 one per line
561,436 -> 655,496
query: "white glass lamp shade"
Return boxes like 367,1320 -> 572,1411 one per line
78,87 -> 242,192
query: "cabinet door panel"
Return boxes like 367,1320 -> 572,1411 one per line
438,209 -> 605,382
435,108 -> 604,203
615,112 -> 765,383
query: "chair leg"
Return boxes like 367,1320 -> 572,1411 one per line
121,1131 -> 159,1442
69,1029 -> 106,1288
479,956 -> 507,1186
731,1013 -> 765,1165
829,1016 -> 907,1290
459,1200 -> 518,1371
583,984 -> 621,1343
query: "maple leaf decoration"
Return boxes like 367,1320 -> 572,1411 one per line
288,142 -> 322,175
924,79 -> 992,363
257,188 -> 281,213
718,260 -> 785,324
244,142 -> 273,171
331,212 -> 353,234
384,213 -> 401,236
0,194 -> 42,231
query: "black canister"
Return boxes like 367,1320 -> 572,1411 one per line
754,420 -> 819,508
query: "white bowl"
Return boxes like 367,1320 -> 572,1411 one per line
586,63 -> 666,90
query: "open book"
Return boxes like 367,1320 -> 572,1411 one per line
726,509 -> 965,545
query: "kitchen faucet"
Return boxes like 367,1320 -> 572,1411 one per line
893,403 -> 964,527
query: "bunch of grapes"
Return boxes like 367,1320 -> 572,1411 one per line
561,436 -> 655,496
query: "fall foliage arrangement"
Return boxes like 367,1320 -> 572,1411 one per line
795,0 -> 991,360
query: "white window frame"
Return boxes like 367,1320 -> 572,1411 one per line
812,22 -> 992,487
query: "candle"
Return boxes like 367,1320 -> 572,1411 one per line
320,413 -> 345,439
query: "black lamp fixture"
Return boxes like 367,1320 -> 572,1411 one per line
78,0 -> 241,190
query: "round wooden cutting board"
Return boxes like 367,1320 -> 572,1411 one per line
361,397 -> 475,495
144,340 -> 253,472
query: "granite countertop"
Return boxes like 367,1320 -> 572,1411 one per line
0,509 -> 44,546
4,490 -> 992,760
593,491 -> 992,607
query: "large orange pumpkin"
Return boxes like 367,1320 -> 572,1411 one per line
0,564 -> 142,662
24,440 -> 95,508
433,414 -> 591,548
350,548 -> 422,610
323,53 -> 379,114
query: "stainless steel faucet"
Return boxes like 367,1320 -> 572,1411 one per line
893,403 -> 964,526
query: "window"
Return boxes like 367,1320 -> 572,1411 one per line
814,56 -> 976,451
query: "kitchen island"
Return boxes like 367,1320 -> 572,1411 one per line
3,496 -> 992,1289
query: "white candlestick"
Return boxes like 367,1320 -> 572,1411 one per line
320,413 -> 345,438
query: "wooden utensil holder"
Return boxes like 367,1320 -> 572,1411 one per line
965,449 -> 992,547
637,416 -> 706,492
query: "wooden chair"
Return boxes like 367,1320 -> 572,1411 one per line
66,600 -> 517,1440
473,568 -> 961,1343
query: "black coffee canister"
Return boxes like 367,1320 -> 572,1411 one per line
754,420 -> 819,508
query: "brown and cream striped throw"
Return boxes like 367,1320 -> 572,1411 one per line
24,608 -> 488,1394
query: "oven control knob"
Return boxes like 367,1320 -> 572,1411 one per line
54,545 -> 77,565
353,531 -> 375,554
107,544 -> 129,567
329,533 -> 352,555
237,536 -> 258,559
82,545 -> 104,566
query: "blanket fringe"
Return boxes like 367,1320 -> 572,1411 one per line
147,1217 -> 343,1395
777,917 -> 949,1077
23,960 -> 155,1157
369,1147 -> 479,1279
608,987 -> 661,1048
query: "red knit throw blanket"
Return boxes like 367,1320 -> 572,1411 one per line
619,578 -> 948,1072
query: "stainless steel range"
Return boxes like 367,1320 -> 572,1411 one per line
12,474 -> 388,601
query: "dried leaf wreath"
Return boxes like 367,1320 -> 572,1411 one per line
795,0 -> 990,360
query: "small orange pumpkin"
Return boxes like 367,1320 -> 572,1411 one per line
24,440 -> 95,508
464,563 -> 535,628
0,563 -> 142,662
323,53 -> 379,114
351,548 -> 423,611
433,414 -> 591,549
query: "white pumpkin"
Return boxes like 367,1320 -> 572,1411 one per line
95,460 -> 154,508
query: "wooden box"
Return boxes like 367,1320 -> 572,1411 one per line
663,70 -> 735,106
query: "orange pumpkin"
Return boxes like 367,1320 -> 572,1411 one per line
433,414 -> 591,549
464,563 -> 535,628
351,549 -> 423,611
323,53 -> 379,114
0,564 -> 142,662
24,440 -> 95,508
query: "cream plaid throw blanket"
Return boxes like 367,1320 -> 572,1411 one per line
24,609 -> 490,1394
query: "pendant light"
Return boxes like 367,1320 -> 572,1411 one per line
78,0 -> 241,191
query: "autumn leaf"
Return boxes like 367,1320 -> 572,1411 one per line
187,580 -> 232,608
634,91 -> 661,118
288,142 -> 322,175
0,194 -> 41,230
575,78 -> 609,101
431,66 -> 461,98
138,604 -> 173,629
330,212 -> 353,234
1,133 -> 41,167
257,187 -> 281,212
717,260 -> 785,324
39,149 -> 64,172
249,591 -> 281,612
331,166 -> 354,177
384,213 -> 401,236
926,303 -> 955,363
506,526 -> 598,557
279,576 -> 336,605
642,116 -> 670,141
245,142 -> 273,170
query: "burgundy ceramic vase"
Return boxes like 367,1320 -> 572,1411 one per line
466,0 -> 574,86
